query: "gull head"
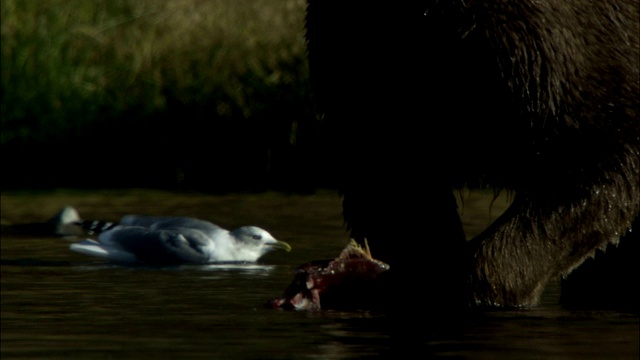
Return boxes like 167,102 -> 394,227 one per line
229,226 -> 292,261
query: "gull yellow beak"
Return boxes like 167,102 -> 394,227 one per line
269,240 -> 292,252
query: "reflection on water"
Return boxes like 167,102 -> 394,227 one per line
1,189 -> 638,359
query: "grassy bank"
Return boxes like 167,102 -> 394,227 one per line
1,0 -> 323,191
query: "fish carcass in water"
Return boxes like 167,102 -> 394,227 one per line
268,239 -> 390,311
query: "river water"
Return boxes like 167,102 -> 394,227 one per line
1,189 -> 638,359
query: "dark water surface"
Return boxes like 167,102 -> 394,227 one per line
1,189 -> 638,359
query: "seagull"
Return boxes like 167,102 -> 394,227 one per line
1,206 -> 84,237
69,214 -> 291,265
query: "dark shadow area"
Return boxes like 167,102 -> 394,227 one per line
561,217 -> 640,314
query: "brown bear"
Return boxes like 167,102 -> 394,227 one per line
304,0 -> 639,310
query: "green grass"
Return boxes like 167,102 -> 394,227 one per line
1,0 -> 320,190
